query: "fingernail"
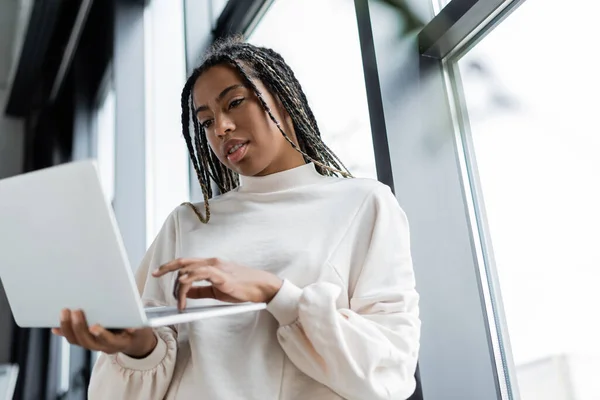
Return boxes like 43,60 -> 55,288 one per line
60,309 -> 69,322
90,327 -> 101,337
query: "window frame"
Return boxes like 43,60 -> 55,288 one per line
416,0 -> 529,399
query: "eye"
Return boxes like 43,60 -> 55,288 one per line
229,98 -> 244,109
200,119 -> 213,129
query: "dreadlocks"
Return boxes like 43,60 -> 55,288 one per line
181,35 -> 352,223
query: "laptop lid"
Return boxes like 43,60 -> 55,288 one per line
0,161 -> 147,328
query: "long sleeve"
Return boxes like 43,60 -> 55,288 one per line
88,208 -> 181,400
266,185 -> 421,400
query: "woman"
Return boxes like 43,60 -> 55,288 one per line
53,36 -> 421,400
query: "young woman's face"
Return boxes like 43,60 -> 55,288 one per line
192,64 -> 304,177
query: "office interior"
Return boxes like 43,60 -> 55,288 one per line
0,0 -> 597,399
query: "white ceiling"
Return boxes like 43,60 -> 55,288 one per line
0,0 -> 32,91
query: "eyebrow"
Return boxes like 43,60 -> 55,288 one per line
195,84 -> 246,114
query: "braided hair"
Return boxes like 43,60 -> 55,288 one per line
181,35 -> 352,223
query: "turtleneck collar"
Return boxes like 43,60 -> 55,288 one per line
237,163 -> 323,194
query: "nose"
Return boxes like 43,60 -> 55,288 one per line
214,113 -> 235,138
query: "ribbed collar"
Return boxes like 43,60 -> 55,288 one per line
237,163 -> 323,194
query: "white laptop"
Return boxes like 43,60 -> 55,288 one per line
0,161 -> 265,329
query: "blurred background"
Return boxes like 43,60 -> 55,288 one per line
0,0 -> 598,399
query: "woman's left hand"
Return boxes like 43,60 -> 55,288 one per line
152,258 -> 283,309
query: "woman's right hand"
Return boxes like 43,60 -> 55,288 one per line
51,309 -> 158,358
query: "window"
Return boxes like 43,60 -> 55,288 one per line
247,0 -> 377,179
450,0 -> 600,398
432,0 -> 449,14
0,364 -> 19,399
210,0 -> 229,26
144,0 -> 189,245
58,337 -> 70,396
93,74 -> 116,203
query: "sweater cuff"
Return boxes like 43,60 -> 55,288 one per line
266,279 -> 302,326
116,331 -> 167,371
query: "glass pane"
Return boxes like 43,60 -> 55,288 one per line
144,0 -> 189,245
457,0 -> 600,399
433,0 -> 449,14
247,0 -> 377,179
95,84 -> 116,203
211,0 -> 229,25
59,337 -> 70,394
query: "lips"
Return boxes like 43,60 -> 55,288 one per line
222,139 -> 249,163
